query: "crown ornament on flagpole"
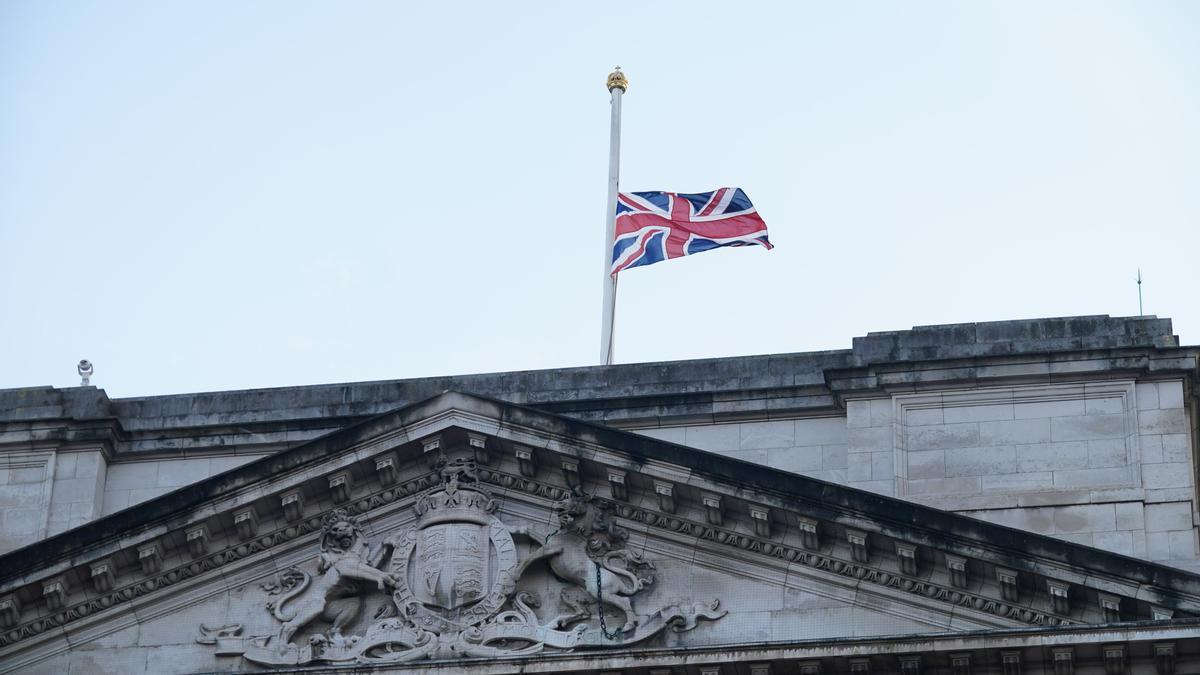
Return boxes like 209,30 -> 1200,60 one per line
606,66 -> 628,92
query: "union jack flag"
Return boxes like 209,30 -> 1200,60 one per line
610,187 -> 772,276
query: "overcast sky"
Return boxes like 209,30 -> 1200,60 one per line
2,1 -> 1198,398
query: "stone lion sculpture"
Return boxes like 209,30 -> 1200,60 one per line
514,491 -> 654,633
263,509 -> 399,653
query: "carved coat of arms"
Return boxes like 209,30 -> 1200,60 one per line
198,451 -> 724,667
388,457 -> 519,634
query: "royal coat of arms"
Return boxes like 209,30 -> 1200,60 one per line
198,449 -> 724,667
387,456 -> 519,634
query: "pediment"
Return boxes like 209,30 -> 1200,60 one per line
1,391 -> 1199,672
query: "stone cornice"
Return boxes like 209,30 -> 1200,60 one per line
826,347 -> 1198,402
194,620 -> 1200,674
0,469 -> 443,651
0,417 -> 124,459
478,471 -> 1071,629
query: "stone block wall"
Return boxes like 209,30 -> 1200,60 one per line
0,450 -> 263,553
0,452 -> 55,553
45,449 -> 107,536
891,381 -> 1142,498
631,378 -> 1199,572
100,455 -> 257,516
635,417 -> 848,483
0,449 -> 107,553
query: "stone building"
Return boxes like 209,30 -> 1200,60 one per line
0,314 -> 1197,673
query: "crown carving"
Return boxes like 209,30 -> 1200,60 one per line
413,456 -> 496,527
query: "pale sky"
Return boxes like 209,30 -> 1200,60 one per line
2,1 -> 1198,398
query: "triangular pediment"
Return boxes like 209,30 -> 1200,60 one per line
2,391 -> 1199,672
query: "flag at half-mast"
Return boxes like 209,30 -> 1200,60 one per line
609,187 -> 772,276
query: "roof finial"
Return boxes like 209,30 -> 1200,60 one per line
606,66 -> 628,92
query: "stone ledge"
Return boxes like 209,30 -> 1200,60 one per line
0,316 -> 1191,441
151,620 -> 1200,674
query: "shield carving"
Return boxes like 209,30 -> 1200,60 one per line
413,522 -> 490,610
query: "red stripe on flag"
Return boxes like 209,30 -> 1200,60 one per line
697,188 -> 728,217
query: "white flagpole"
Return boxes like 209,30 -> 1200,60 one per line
600,67 -> 627,365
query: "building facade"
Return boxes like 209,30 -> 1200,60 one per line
0,314 -> 1197,673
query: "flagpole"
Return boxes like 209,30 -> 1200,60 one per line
600,67 -> 627,365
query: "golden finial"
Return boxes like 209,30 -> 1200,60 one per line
606,66 -> 628,92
